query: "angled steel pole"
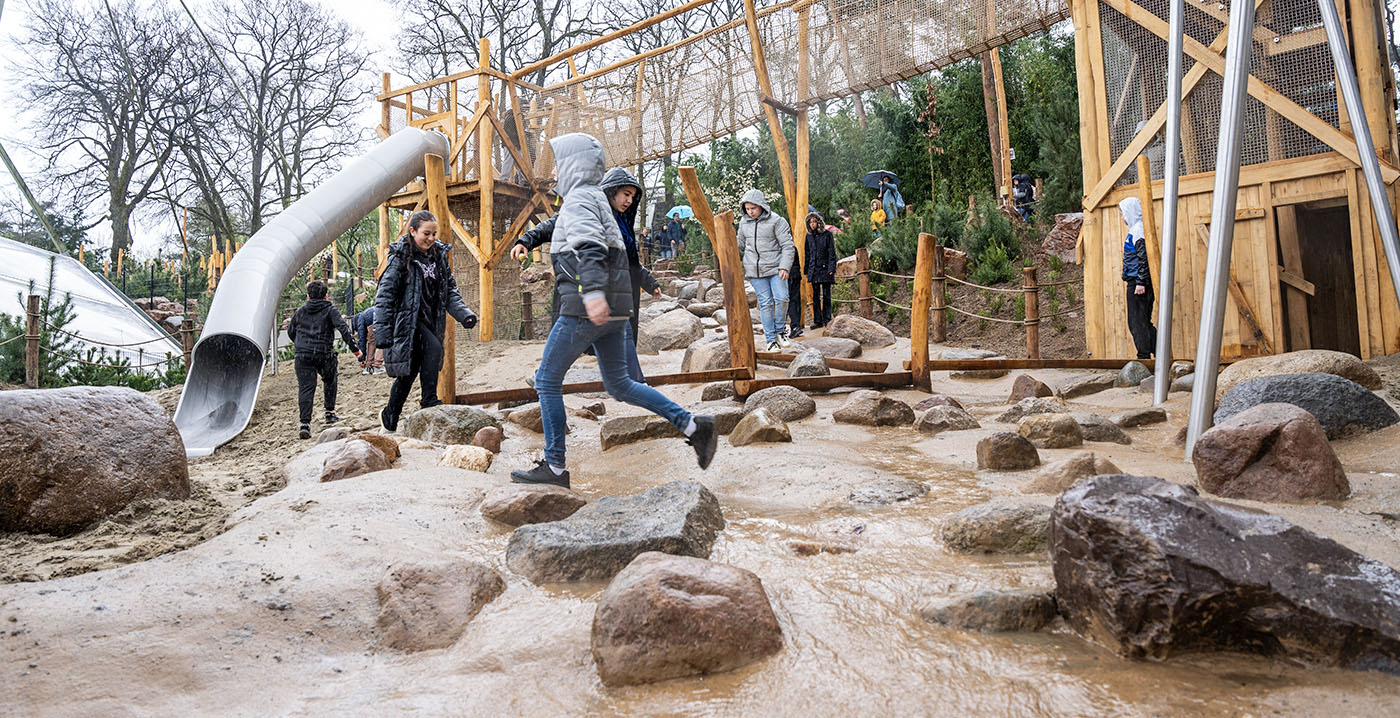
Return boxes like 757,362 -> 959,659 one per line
1153,0 -> 1186,404
1317,0 -> 1400,315
1185,0 -> 1258,455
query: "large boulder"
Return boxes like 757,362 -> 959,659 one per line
686,301 -> 720,318
793,336 -> 862,358
1217,349 -> 1382,395
1024,451 -> 1121,494
637,308 -> 704,354
480,484 -> 588,527
401,405 -> 501,445
639,300 -> 680,323
681,337 -> 732,372
996,396 -> 1071,423
1110,408 -> 1166,428
914,405 -> 980,434
506,403 -> 544,433
786,349 -> 830,377
1008,374 -> 1053,402
742,385 -> 816,422
0,386 -> 190,535
832,390 -> 914,426
976,432 -> 1041,471
1018,413 -> 1084,449
320,439 -> 392,481
942,499 -> 1052,553
1115,361 -> 1151,388
1056,373 -> 1116,399
1050,475 -> 1400,671
600,415 -> 682,450
590,552 -> 782,686
825,314 -> 896,347
1042,213 -> 1082,262
1192,403 -> 1350,502
914,394 -> 965,412
1073,415 -> 1131,445
941,348 -> 1008,379
352,432 -> 401,462
729,408 -> 792,446
920,589 -> 1057,633
505,481 -> 725,583
1215,373 -> 1399,439
375,559 -> 506,652
700,380 -> 736,402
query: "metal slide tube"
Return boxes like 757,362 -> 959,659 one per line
1185,0 -> 1257,455
174,128 -> 449,456
1152,0 -> 1185,404
1318,0 -> 1400,314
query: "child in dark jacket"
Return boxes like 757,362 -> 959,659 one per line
804,211 -> 838,328
1119,197 -> 1157,359
288,280 -> 360,439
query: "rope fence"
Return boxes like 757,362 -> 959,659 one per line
16,293 -> 196,388
40,344 -> 181,369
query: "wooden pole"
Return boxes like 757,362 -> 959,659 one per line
380,72 -> 391,136
478,37 -> 496,342
911,233 -> 936,391
1134,154 -> 1162,315
1024,265 -> 1040,359
991,48 -> 1013,202
377,204 -> 391,278
181,316 -> 195,369
743,0 -> 797,204
522,290 -> 534,340
712,209 -> 757,397
931,243 -> 947,342
25,294 -> 40,388
794,6 -> 812,328
424,153 -> 456,404
856,247 -> 872,319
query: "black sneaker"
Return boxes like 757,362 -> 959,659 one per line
687,415 -> 717,470
421,398 -> 444,409
510,460 -> 570,488
298,423 -> 312,440
324,411 -> 340,425
789,327 -> 804,339
380,406 -> 399,433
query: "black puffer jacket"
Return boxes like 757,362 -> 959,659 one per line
288,299 -> 356,357
803,211 -> 838,284
373,237 -> 477,377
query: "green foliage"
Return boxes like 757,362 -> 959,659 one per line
675,253 -> 695,277
1014,294 -> 1026,321
1048,253 -> 1064,273
836,216 -> 875,257
961,197 -> 1016,265
969,239 -> 1016,285
871,216 -> 922,272
886,304 -> 902,322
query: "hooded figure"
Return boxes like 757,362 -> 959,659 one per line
738,188 -> 797,349
600,167 -> 661,345
548,134 -> 633,320
804,210 -> 838,328
1118,196 -> 1156,359
374,233 -> 476,378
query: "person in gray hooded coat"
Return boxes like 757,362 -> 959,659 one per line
737,188 -> 797,350
508,133 -> 717,489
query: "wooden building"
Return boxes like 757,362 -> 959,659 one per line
1074,0 -> 1400,359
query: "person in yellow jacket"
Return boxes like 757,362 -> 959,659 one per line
869,198 -> 886,232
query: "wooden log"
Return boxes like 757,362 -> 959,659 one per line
911,233 -> 936,390
455,367 -> 753,406
522,291 -> 534,340
25,294 -> 39,389
181,317 -> 194,369
1023,265 -> 1040,359
478,38 -> 495,343
905,358 -> 1161,371
711,210 -> 757,396
794,6 -> 812,328
931,242 -> 947,342
741,371 -> 914,395
744,0 -> 797,204
856,247 -> 872,319
424,153 -> 456,404
754,351 -> 889,373
511,0 -> 717,80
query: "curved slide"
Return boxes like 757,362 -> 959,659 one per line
174,129 -> 450,457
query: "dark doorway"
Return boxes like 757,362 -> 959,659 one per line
1278,201 -> 1360,356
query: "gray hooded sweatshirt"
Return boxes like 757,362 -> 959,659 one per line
737,188 -> 796,278
548,133 -> 633,319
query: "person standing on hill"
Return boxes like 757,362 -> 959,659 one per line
1118,197 -> 1156,360
804,211 -> 838,329
288,280 -> 360,439
870,199 -> 886,233
878,175 -> 905,221
738,188 -> 797,351
374,210 -> 479,432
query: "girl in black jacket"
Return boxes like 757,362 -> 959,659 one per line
804,212 -> 838,328
373,210 -> 478,431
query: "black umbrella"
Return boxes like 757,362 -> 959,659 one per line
860,170 -> 901,189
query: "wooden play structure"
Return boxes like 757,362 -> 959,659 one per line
1073,0 -> 1400,361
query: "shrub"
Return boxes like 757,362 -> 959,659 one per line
969,239 -> 1016,285
871,215 -> 921,272
836,216 -> 875,257
960,196 -> 1016,264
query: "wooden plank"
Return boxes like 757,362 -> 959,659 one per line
1277,268 -> 1316,296
455,368 -> 755,406
1081,0 -> 1112,178
1192,222 -> 1275,354
755,352 -> 889,373
1345,169 -> 1372,357
911,234 -> 936,390
1261,181 -> 1285,349
1349,0 -> 1393,160
742,371 -> 914,395
1357,169 -> 1385,354
1275,204 -> 1312,348
905,358 -> 1169,370
1101,155 -> 1357,206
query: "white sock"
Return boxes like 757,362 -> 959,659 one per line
683,418 -> 697,437
550,464 -> 566,476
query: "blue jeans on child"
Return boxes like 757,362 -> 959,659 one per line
748,273 -> 789,344
535,316 -> 691,468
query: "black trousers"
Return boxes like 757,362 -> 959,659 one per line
811,282 -> 832,326
787,271 -> 805,331
387,321 -> 445,416
1126,284 -> 1158,360
294,353 -> 338,424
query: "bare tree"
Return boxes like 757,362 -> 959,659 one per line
392,0 -> 600,85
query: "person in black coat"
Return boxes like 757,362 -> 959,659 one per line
373,210 -> 478,431
804,211 -> 838,328
288,280 -> 360,439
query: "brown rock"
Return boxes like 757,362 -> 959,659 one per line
590,552 -> 783,686
1024,451 -> 1121,494
439,444 -> 494,472
352,432 -> 401,462
1042,213 -> 1082,262
681,337 -> 732,373
320,439 -> 391,482
376,559 -> 506,651
1018,414 -> 1084,449
832,390 -> 915,426
914,394 -> 965,412
915,405 -> 980,434
995,396 -> 1071,423
600,415 -> 682,450
0,386 -> 190,535
480,484 -> 587,526
701,380 -> 736,402
742,385 -> 816,422
582,401 -> 606,416
1073,415 -> 1132,445
507,403 -> 544,433
316,426 -> 352,444
1192,402 -> 1350,502
942,498 -> 1052,553
825,314 -> 896,347
1217,349 -> 1382,394
942,247 -> 969,279
976,432 -> 1041,470
1111,408 -> 1167,428
471,426 -> 503,454
729,408 -> 792,446
791,336 -> 863,358
1009,374 -> 1053,402
920,589 -> 1057,632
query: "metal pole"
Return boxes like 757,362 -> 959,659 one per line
1153,0 -> 1185,404
1318,0 -> 1400,314
1185,0 -> 1258,455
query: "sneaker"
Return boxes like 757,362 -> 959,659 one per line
766,340 -> 781,352
380,406 -> 399,433
421,398 -> 444,409
686,415 -> 717,470
298,423 -> 311,440
510,460 -> 570,488
777,331 -> 792,348
789,327 -> 804,339
360,367 -> 370,375
325,411 -> 340,425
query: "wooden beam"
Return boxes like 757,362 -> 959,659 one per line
910,233 -> 936,390
794,5 -> 812,329
512,0 -> 717,80
1278,267 -> 1316,296
704,202 -> 757,396
478,38 -> 496,342
1192,222 -> 1275,354
991,47 -> 1013,200
760,93 -> 800,116
744,0 -> 797,205
754,351 -> 889,373
677,165 -> 719,252
455,367 -> 754,406
424,153 -> 457,404
906,358 -> 1162,371
742,371 -> 914,395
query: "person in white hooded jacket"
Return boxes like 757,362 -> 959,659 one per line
737,188 -> 797,350
1118,196 -> 1157,359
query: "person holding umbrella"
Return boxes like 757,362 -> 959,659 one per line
862,170 -> 906,225
663,207 -> 691,259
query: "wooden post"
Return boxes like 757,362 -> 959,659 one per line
522,290 -> 534,340
25,294 -> 40,389
1134,154 -> 1162,315
712,210 -> 756,396
376,204 -> 391,278
911,233 -> 937,391
181,317 -> 194,369
742,0 -> 797,204
477,38 -> 496,343
380,72 -> 391,136
931,243 -> 947,342
793,5 -> 812,328
856,247 -> 872,319
1024,265 -> 1040,359
424,153 -> 456,404
992,48 -> 1013,202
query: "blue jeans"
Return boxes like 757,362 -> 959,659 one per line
535,316 -> 691,467
748,273 -> 789,344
